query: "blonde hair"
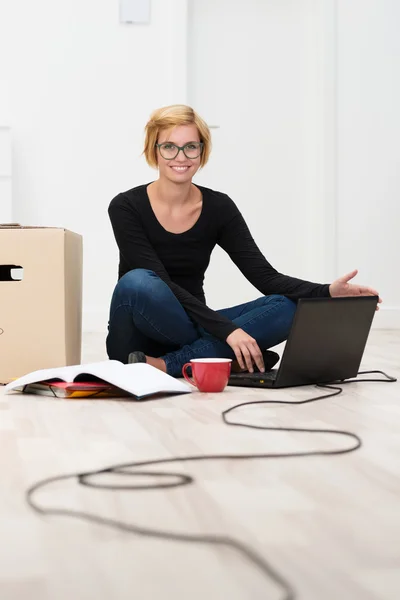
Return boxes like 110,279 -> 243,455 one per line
143,104 -> 212,169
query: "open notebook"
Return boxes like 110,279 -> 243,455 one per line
5,360 -> 191,400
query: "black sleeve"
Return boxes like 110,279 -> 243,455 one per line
108,194 -> 239,341
217,195 -> 331,299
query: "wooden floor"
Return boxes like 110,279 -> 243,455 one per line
1,330 -> 400,600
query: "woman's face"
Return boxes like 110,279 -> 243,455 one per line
156,124 -> 202,184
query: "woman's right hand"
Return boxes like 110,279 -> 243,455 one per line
226,328 -> 265,373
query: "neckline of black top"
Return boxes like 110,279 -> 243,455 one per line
143,182 -> 205,237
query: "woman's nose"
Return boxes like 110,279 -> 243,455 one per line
175,148 -> 187,161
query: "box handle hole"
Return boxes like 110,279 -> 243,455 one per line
0,265 -> 24,281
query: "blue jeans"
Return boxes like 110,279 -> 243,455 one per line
106,269 -> 297,377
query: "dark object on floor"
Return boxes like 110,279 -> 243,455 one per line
128,351 -> 147,364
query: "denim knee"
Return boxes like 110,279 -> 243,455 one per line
271,295 -> 297,312
112,269 -> 161,301
273,295 -> 297,336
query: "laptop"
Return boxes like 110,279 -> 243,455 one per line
228,296 -> 378,389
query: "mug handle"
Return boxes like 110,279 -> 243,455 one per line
182,363 -> 197,388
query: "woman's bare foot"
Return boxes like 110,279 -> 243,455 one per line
145,356 -> 167,373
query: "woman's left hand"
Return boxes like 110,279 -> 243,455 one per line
329,269 -> 382,309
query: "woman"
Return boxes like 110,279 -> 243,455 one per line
107,104 -> 381,377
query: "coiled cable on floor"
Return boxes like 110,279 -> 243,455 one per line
26,370 -> 396,600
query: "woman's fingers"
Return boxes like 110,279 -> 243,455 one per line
250,341 -> 265,372
245,346 -> 254,373
234,342 -> 264,373
232,343 -> 253,372
241,345 -> 253,372
233,347 -> 245,370
226,329 -> 264,373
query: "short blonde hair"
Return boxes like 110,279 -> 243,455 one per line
143,104 -> 212,169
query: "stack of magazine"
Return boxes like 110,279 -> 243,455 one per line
5,360 -> 191,400
20,380 -> 129,399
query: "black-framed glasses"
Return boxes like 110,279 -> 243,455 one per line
155,142 -> 204,160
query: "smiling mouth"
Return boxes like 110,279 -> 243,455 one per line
170,166 -> 190,172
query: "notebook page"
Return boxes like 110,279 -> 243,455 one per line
85,362 -> 191,397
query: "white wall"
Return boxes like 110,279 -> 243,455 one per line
188,0 -> 337,310
0,0 -> 188,332
1,0 -> 399,331
336,0 -> 400,327
188,0 -> 400,328
0,126 -> 12,222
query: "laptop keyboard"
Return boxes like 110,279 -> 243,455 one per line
230,369 -> 277,381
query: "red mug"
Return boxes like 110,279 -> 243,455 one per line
182,358 -> 232,393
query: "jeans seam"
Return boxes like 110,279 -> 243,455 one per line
111,302 -> 187,346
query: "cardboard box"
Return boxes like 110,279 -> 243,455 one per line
0,226 -> 83,383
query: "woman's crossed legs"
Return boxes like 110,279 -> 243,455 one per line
106,269 -> 296,377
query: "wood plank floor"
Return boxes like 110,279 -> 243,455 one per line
1,330 -> 399,600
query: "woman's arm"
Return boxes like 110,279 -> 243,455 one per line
108,195 -> 239,341
217,195 -> 331,298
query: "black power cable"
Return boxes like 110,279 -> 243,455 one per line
26,370 -> 397,600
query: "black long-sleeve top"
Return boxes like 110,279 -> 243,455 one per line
108,183 -> 331,341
